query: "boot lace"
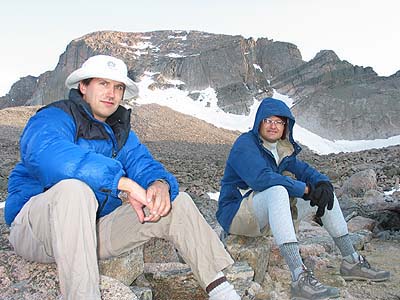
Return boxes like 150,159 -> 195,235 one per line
357,255 -> 381,271
300,266 -> 323,288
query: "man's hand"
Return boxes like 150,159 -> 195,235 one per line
304,181 -> 334,217
129,198 -> 146,223
118,177 -> 150,223
118,177 -> 147,205
118,177 -> 171,223
145,180 -> 171,222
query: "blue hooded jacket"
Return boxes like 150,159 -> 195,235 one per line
216,98 -> 329,232
4,89 -> 179,226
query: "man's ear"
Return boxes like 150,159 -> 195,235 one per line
79,82 -> 87,95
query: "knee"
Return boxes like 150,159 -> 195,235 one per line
171,192 -> 199,214
172,192 -> 194,207
322,194 -> 344,218
269,185 -> 289,196
52,179 -> 97,209
260,185 -> 289,201
54,178 -> 94,194
253,186 -> 291,216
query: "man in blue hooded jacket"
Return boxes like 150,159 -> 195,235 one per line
217,97 -> 389,299
5,55 -> 241,300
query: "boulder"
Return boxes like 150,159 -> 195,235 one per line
225,234 -> 272,284
0,251 -> 139,300
337,169 -> 378,197
99,246 -> 144,286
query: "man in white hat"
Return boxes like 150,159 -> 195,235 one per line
5,55 -> 241,300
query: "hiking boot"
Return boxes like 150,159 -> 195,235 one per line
340,255 -> 390,282
291,266 -> 340,300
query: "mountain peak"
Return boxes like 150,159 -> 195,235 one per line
1,30 -> 399,141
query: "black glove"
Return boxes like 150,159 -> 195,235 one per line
304,181 -> 334,217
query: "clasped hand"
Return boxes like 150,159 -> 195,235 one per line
118,177 -> 171,223
304,181 -> 334,217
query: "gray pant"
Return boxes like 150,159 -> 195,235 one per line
229,185 -> 349,245
9,179 -> 233,300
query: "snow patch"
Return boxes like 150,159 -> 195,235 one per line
253,64 -> 263,72
166,53 -> 185,58
207,192 -> 220,201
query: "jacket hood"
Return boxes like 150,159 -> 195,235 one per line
252,97 -> 296,141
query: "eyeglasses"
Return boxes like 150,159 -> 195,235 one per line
263,118 -> 285,127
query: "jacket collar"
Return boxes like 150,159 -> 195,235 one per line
68,89 -> 132,150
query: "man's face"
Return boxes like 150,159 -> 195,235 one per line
79,78 -> 125,122
259,115 -> 286,142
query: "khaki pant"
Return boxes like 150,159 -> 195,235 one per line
229,193 -> 262,237
9,179 -> 233,300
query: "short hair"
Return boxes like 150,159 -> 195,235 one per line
80,78 -> 93,86
77,78 -> 93,96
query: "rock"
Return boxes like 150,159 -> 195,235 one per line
362,190 -> 400,212
225,235 -> 272,284
0,76 -> 39,109
143,261 -> 260,299
350,230 -> 373,250
0,250 -> 138,300
342,189 -> 400,230
338,169 -> 378,197
144,262 -> 192,279
143,238 -> 179,263
273,49 -> 400,140
130,286 -> 153,300
225,261 -> 259,298
143,262 -> 206,300
225,261 -> 255,282
246,281 -> 266,299
347,216 -> 377,232
0,251 -> 60,300
100,275 -> 138,300
99,246 -> 144,286
266,265 -> 291,287
298,220 -> 331,240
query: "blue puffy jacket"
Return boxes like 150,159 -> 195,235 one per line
216,98 -> 329,232
5,89 -> 179,225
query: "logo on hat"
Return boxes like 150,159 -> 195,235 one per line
107,61 -> 117,69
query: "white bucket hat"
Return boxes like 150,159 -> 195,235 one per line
65,55 -> 139,99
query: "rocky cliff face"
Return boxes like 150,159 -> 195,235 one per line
1,30 -> 399,140
0,76 -> 39,107
0,30 -> 301,114
272,50 -> 400,140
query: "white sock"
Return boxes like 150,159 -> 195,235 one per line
208,281 -> 240,300
208,272 -> 227,296
211,272 -> 225,283
208,281 -> 231,297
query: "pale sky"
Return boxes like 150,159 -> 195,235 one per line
1,0 -> 399,96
